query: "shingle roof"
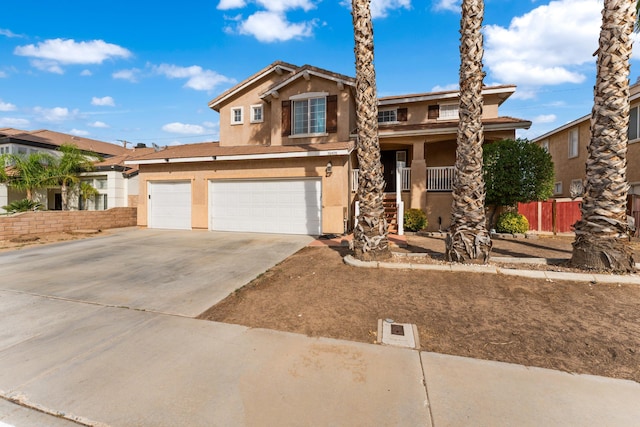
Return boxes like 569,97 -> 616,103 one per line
127,140 -> 354,163
0,128 -> 127,157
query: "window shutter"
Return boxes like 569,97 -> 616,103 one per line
281,100 -> 291,137
428,105 -> 439,119
326,95 -> 338,133
397,107 -> 408,122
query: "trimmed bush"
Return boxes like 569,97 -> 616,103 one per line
496,212 -> 529,234
2,199 -> 43,213
404,208 -> 428,231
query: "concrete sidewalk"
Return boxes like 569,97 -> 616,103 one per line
1,290 -> 639,427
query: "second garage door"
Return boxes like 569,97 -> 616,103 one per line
209,179 -> 321,235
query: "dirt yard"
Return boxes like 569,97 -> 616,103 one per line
199,234 -> 640,384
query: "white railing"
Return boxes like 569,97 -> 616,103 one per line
351,167 -> 411,192
427,166 -> 455,191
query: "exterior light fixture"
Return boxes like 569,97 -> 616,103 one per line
326,161 -> 333,177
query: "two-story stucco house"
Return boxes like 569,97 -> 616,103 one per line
531,79 -> 640,223
127,61 -> 530,235
0,128 -> 141,212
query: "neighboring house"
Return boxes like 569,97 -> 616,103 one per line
531,80 -> 640,221
0,128 -> 141,212
127,61 -> 530,235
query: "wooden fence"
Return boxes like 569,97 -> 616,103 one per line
518,200 -> 581,234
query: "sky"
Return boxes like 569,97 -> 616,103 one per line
0,0 -> 638,147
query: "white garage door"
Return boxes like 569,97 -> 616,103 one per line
209,179 -> 321,235
148,181 -> 192,230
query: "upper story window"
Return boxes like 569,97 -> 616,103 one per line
629,106 -> 639,141
250,104 -> 264,123
439,103 -> 459,120
568,129 -> 579,158
292,94 -> 326,135
540,139 -> 549,152
378,109 -> 397,123
281,93 -> 337,137
231,106 -> 243,125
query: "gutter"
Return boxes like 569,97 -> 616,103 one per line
125,147 -> 353,165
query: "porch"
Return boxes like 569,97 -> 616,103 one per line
351,166 -> 454,234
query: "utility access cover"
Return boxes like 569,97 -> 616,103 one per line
379,320 -> 418,349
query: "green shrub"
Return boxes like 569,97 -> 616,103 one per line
496,212 -> 529,234
2,199 -> 43,213
404,208 -> 428,231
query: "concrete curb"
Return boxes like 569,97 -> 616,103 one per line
343,255 -> 640,285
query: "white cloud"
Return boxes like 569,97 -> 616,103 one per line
69,129 -> 89,136
238,11 -> 314,42
31,59 -> 64,74
162,122 -> 206,135
218,0 -> 246,9
370,0 -> 411,18
432,0 -> 458,12
80,69 -> 92,76
431,83 -> 459,92
484,0 -> 601,86
113,68 -> 141,82
89,121 -> 109,128
203,121 -> 217,128
153,64 -> 235,91
33,106 -> 78,123
0,71 -> 6,78
534,114 -> 557,124
255,0 -> 316,12
91,96 -> 115,107
0,117 -> 29,127
0,28 -> 21,38
0,100 -> 16,111
14,39 -> 132,65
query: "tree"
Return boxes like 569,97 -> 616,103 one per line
445,0 -> 491,264
570,0 -> 636,273
351,0 -> 391,261
46,144 -> 97,211
0,152 -> 54,201
483,138 -> 554,222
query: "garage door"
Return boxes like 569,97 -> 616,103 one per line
209,179 -> 321,235
148,181 -> 192,230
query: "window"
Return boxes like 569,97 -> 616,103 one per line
230,107 -> 243,125
293,97 -> 326,135
439,104 -> 459,120
568,129 -> 579,158
250,104 -> 263,123
17,147 -> 27,155
378,109 -> 397,123
629,106 -> 639,141
554,181 -> 563,195
540,139 -> 549,152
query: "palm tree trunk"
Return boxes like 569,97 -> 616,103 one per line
570,0 -> 636,273
61,182 -> 68,211
351,0 -> 391,261
445,0 -> 492,263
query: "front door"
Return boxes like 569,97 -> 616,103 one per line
381,151 -> 397,192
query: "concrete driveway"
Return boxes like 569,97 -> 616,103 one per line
0,228 -> 312,317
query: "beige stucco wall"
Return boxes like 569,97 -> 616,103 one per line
137,156 -> 350,234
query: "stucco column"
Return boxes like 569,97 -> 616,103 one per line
410,142 -> 427,211
0,184 -> 8,213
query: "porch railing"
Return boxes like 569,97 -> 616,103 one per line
427,166 -> 455,191
351,167 -> 411,192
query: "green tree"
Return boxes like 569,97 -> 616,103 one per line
351,0 -> 391,261
483,138 -> 554,216
46,144 -> 97,211
0,152 -> 54,201
445,0 -> 491,264
570,0 -> 636,272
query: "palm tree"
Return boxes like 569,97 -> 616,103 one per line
570,0 -> 636,272
79,181 -> 100,210
351,0 -> 391,261
445,0 -> 492,263
0,152 -> 54,201
46,144 -> 97,211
